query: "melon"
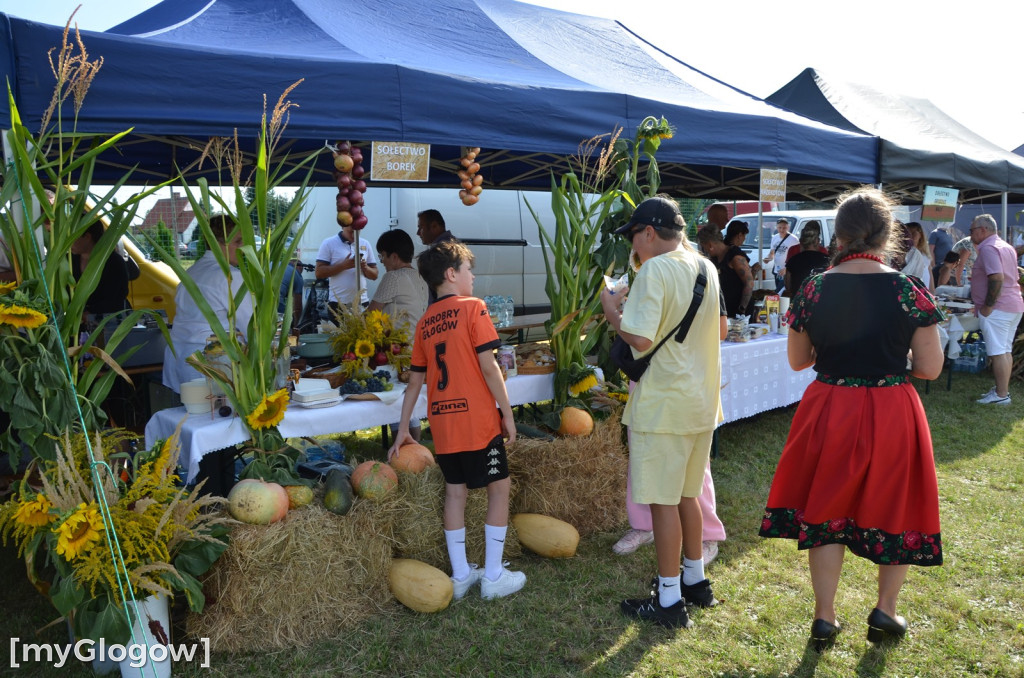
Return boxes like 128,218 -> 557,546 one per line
557,406 -> 593,437
350,461 -> 398,500
284,484 -> 314,509
322,468 -> 354,515
512,513 -> 580,558
389,558 -> 453,613
227,479 -> 290,525
389,443 -> 435,474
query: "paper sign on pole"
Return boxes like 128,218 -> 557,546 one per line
371,141 -> 431,181
760,168 -> 788,202
921,186 -> 958,221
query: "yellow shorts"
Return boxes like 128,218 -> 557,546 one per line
629,430 -> 714,505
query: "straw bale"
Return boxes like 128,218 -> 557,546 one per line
186,498 -> 395,652
388,465 -> 521,571
507,408 -> 628,535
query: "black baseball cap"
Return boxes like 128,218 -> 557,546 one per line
613,197 -> 685,235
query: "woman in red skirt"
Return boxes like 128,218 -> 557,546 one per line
759,187 -> 944,651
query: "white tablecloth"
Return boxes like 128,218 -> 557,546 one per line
146,373 -> 555,484
719,333 -> 814,424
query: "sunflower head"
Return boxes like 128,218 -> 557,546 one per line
14,494 -> 56,528
0,281 -> 17,295
0,303 -> 47,329
354,339 -> 375,359
54,502 -> 105,561
246,388 -> 289,430
568,373 -> 599,398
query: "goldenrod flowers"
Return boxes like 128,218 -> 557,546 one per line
54,502 -> 104,561
246,388 -> 289,430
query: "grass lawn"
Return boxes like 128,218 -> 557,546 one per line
3,371 -> 1023,677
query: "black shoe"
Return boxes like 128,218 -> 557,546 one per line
810,618 -> 841,652
620,594 -> 692,629
866,608 -> 908,643
680,579 -> 719,608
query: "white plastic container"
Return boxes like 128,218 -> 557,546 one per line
180,379 -> 212,415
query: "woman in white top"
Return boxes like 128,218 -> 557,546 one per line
162,215 -> 253,393
367,229 -> 428,330
901,222 -> 933,289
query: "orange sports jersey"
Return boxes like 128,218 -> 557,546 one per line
410,294 -> 503,454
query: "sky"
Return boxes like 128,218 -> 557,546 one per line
2,0 -> 1022,151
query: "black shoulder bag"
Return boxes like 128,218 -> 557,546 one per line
609,261 -> 709,382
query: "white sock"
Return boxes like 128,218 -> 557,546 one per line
658,574 -> 681,607
445,528 -> 469,580
484,523 -> 507,581
683,556 -> 705,586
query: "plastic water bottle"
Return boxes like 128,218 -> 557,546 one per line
503,296 -> 514,327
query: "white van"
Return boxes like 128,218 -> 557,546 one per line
725,210 -> 838,262
298,187 -> 556,313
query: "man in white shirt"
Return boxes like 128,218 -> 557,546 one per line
762,218 -> 798,292
315,221 -> 378,314
162,215 -> 253,393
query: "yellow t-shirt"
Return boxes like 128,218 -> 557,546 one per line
620,248 -> 724,434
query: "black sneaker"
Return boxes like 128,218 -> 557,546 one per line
680,579 -> 718,608
620,594 -> 692,629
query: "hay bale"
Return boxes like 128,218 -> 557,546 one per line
389,465 -> 521,571
186,499 -> 394,652
508,408 -> 627,535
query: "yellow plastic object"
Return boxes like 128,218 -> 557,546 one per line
123,238 -> 180,322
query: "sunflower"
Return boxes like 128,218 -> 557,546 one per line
246,388 -> 289,430
568,372 -> 599,398
354,339 -> 375,359
0,303 -> 47,329
54,503 -> 105,561
14,494 -> 56,527
0,281 -> 16,295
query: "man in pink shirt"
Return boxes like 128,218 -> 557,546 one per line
969,214 -> 1024,405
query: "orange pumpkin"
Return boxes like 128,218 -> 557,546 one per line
557,406 -> 594,437
350,461 -> 398,500
389,443 -> 435,474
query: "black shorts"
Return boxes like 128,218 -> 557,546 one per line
436,435 -> 509,489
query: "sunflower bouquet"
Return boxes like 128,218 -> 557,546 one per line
0,428 -> 230,645
324,304 -> 413,378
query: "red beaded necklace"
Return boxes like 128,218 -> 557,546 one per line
838,252 -> 885,265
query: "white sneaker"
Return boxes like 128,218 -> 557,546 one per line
480,567 -> 526,600
702,540 -> 720,566
451,564 -> 483,600
612,529 -> 654,555
977,391 -> 1011,405
980,386 -> 996,398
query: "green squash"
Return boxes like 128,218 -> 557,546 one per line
322,468 -> 354,515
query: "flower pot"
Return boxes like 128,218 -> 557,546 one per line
119,594 -> 172,678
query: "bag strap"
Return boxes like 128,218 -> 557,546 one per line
640,259 -> 710,363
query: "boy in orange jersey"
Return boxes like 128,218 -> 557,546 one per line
388,241 -> 525,600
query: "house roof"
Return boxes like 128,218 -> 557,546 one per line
139,192 -> 194,233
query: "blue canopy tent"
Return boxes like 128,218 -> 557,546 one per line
1,0 -> 877,198
768,68 -> 1024,203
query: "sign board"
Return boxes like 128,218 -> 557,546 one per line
921,185 -> 958,221
371,141 -> 430,181
759,168 -> 788,202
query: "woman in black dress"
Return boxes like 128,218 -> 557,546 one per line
759,187 -> 944,651
697,226 -> 752,317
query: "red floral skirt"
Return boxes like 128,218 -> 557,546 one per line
759,379 -> 942,566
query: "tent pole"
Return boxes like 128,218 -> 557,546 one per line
1002,192 -> 1008,240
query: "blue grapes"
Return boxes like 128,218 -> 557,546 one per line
365,377 -> 385,392
372,370 -> 392,382
339,380 -> 367,395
